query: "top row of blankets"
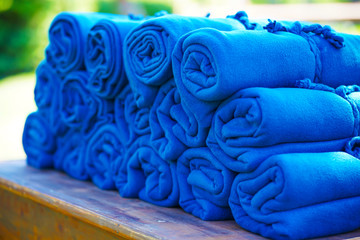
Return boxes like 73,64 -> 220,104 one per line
23,10 -> 360,240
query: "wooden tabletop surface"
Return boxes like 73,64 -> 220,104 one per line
0,160 -> 359,240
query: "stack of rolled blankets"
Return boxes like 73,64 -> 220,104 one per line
22,10 -> 360,239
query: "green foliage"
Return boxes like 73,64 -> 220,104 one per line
0,0 -> 52,78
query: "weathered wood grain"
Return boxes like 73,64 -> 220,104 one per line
0,160 -> 359,239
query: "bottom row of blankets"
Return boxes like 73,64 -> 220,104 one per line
24,81 -> 360,240
22,11 -> 360,240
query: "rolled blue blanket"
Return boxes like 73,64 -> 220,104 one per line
123,14 -> 246,108
60,71 -> 113,135
150,80 -> 187,162
229,152 -> 360,239
114,85 -> 150,147
177,147 -> 235,220
46,12 -> 114,77
85,16 -> 142,99
116,135 -> 179,207
207,87 -> 356,172
172,24 -> 360,147
35,61 -> 67,136
85,124 -> 126,190
23,111 -> 56,169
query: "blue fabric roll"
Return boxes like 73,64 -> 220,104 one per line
177,147 -> 235,220
35,61 -> 68,136
123,14 -> 246,108
60,71 -> 113,135
207,87 -> 355,172
150,80 -> 187,162
172,24 -> 360,147
46,12 -> 115,77
113,135 -> 150,198
22,111 -> 56,169
229,152 -> 360,240
116,135 -> 179,207
114,85 -> 150,147
85,124 -> 126,190
85,16 -> 142,99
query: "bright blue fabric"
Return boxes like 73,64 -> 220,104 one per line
207,87 -> 355,172
85,124 -> 126,190
177,147 -> 235,220
116,135 -> 179,207
123,14 -> 246,108
172,25 -> 360,147
150,80 -> 187,162
35,61 -> 68,136
229,152 -> 360,240
85,16 -> 142,99
60,71 -> 114,136
46,12 -> 116,77
114,85 -> 150,147
23,111 -> 56,169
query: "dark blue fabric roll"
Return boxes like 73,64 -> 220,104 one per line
116,135 -> 179,207
172,24 -> 360,147
177,147 -> 235,220
85,16 -> 142,99
207,87 -> 355,172
150,80 -> 187,162
35,61 -> 68,136
23,111 -> 56,169
114,85 -> 150,147
113,135 -> 149,198
85,124 -> 126,190
229,152 -> 360,240
60,71 -> 113,135
123,14 -> 246,108
46,12 -> 115,77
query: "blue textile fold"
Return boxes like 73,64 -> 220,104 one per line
35,61 -> 68,136
53,128 -> 89,180
116,135 -> 179,207
207,87 -> 355,172
113,135 -> 150,198
150,80 -> 187,162
114,85 -> 150,146
172,26 -> 360,147
123,14 -> 246,108
22,111 -> 56,169
85,16 -> 142,99
46,12 -> 115,77
60,71 -> 114,135
86,124 -> 126,190
229,152 -> 360,240
177,147 -> 235,220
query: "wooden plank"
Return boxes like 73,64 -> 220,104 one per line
0,160 -> 359,239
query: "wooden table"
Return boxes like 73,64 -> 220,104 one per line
0,160 -> 359,240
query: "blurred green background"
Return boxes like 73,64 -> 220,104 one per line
0,0 -> 359,161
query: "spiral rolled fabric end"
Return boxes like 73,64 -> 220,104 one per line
23,112 -> 56,169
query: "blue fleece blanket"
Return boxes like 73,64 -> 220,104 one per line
150,80 -> 187,162
85,124 -> 125,190
60,71 -> 114,136
207,87 -> 355,172
172,24 -> 360,147
115,135 -> 179,207
229,151 -> 360,240
23,111 -> 56,169
85,16 -> 142,99
35,61 -> 68,136
46,12 -> 116,77
114,85 -> 150,147
177,147 -> 235,220
123,14 -> 246,108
